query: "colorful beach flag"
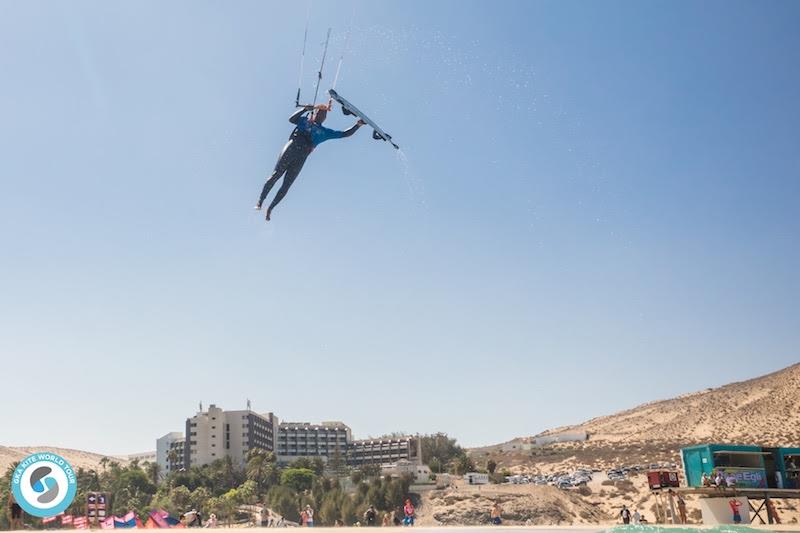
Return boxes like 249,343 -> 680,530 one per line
74,516 -> 89,529
61,515 -> 74,525
101,516 -> 116,529
42,513 -> 63,524
149,510 -> 169,529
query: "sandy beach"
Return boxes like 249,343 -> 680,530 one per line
27,527 -> 800,533
231,524 -> 800,533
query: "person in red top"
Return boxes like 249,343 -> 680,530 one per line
403,499 -> 415,526
729,499 -> 742,524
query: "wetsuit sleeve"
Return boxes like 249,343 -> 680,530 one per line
289,108 -> 310,124
330,122 -> 362,139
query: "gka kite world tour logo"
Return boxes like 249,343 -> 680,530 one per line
11,453 -> 77,517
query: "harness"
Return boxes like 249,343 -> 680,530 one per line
289,114 -> 314,146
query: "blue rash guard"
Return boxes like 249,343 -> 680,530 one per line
294,115 -> 357,147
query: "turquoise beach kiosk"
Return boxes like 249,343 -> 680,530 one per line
662,444 -> 800,525
682,444 -> 800,489
682,444 -> 769,488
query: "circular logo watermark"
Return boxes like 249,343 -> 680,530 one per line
11,452 -> 77,517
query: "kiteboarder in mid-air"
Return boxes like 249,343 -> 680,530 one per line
255,104 -> 364,221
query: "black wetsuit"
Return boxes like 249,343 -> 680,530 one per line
257,107 -> 361,214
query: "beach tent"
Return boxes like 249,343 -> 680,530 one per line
148,510 -> 184,529
113,512 -> 142,528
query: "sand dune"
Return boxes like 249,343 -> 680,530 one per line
544,363 -> 800,446
0,446 -> 127,474
474,363 -> 800,463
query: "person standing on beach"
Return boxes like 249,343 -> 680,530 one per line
304,505 -> 314,527
490,503 -> 503,525
677,495 -> 688,524
632,510 -> 641,525
729,499 -> 742,524
620,506 -> 631,524
403,499 -> 415,526
364,505 -> 377,526
766,499 -> 781,524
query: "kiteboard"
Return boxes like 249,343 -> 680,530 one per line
328,89 -> 399,150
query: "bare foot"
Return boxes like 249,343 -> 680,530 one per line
265,208 -> 272,221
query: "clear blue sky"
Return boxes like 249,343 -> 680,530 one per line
1,1 -> 798,454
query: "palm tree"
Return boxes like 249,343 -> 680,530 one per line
145,461 -> 161,485
167,449 -> 180,472
246,449 -> 276,492
222,456 -> 235,488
